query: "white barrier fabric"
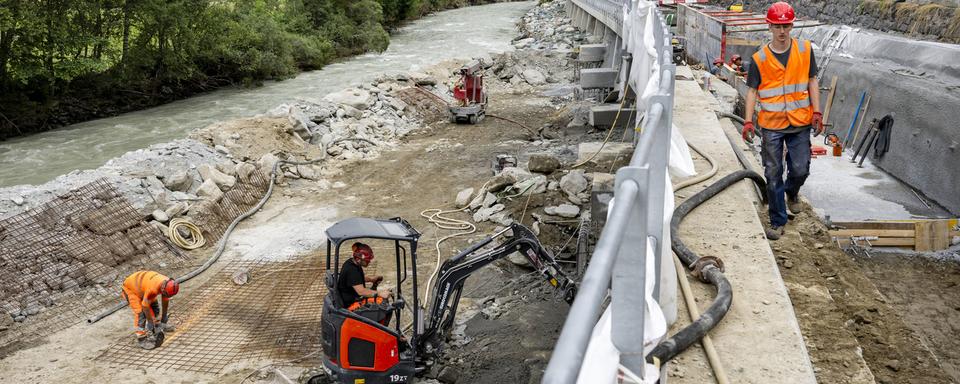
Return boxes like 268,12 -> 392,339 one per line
576,238 -> 665,384
669,123 -> 696,179
622,1 -> 660,111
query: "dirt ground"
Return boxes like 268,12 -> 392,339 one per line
0,72 -> 590,383
766,204 -> 960,384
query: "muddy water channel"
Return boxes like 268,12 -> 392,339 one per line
0,1 -> 533,188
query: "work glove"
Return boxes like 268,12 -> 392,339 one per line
376,289 -> 393,299
741,121 -> 756,143
811,112 -> 824,136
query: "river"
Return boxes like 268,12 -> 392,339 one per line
0,1 -> 532,188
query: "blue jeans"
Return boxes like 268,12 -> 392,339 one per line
760,128 -> 811,227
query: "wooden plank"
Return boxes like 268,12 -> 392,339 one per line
821,76 -> 839,125
915,221 -> 951,252
836,238 -> 915,247
849,94 -> 871,150
832,221 -> 914,230
830,229 -> 915,238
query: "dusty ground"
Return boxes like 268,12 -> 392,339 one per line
766,205 -> 960,384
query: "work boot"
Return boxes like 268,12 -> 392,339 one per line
787,195 -> 803,215
137,335 -> 156,350
765,225 -> 784,240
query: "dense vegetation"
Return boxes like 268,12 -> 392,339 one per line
0,0 -> 500,138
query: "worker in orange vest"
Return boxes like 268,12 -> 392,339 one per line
338,242 -> 392,311
121,270 -> 179,348
741,1 -> 823,240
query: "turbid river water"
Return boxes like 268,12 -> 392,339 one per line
0,1 -> 533,188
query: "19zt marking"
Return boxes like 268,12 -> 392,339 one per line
389,374 -> 408,382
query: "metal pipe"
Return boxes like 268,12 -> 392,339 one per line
542,180 -> 640,384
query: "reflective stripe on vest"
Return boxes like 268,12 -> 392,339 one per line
760,98 -> 811,112
757,82 -> 809,98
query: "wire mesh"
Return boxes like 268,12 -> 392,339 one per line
97,256 -> 380,373
0,179 -> 192,351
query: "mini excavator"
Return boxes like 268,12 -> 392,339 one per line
312,218 -> 576,384
449,60 -> 487,124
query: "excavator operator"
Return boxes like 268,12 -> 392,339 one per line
338,242 -> 393,311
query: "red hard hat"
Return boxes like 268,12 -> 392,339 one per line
352,242 -> 374,263
161,279 -> 180,297
766,2 -> 796,24
731,54 -> 742,61
713,57 -> 723,65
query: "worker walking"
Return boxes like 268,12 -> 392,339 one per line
741,1 -> 823,240
121,270 -> 179,348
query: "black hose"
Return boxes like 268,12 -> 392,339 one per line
647,170 -> 766,363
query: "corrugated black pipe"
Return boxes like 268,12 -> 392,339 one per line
647,170 -> 766,363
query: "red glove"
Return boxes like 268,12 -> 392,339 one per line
742,121 -> 756,143
811,112 -> 824,135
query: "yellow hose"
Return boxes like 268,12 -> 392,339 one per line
168,218 -> 206,250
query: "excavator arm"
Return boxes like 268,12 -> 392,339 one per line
417,223 -> 577,356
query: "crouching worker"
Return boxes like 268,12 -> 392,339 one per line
338,242 -> 393,324
122,270 -> 179,349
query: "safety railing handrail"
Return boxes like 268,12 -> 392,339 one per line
544,1 -> 675,382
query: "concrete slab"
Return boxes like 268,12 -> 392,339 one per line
589,104 -> 637,128
578,43 -> 607,62
576,142 -> 633,164
580,68 -> 619,89
666,72 -> 817,383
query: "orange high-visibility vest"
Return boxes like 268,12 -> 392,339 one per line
752,38 -> 814,130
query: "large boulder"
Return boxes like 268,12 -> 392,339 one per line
324,89 -> 373,110
527,154 -> 561,174
560,170 -> 588,197
198,164 -> 236,190
522,69 -> 547,85
161,170 -> 193,192
196,179 -> 224,202
455,188 -> 475,208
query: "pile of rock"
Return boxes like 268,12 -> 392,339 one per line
454,153 -> 591,228
514,0 -> 589,52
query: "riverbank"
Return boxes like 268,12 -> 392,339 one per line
0,0 -> 523,142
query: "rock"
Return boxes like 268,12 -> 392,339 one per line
339,105 -> 362,119
487,174 -> 516,193
298,165 -> 319,180
547,181 -> 559,191
438,366 -> 460,384
522,69 -> 547,85
512,175 -> 547,195
324,89 -> 373,110
455,188 -> 475,208
11,196 -> 24,206
548,204 -> 580,218
508,252 -> 532,268
489,212 -> 514,226
23,301 -> 42,316
0,312 -> 12,329
258,153 -> 280,173
501,167 -> 534,183
151,209 -> 170,223
198,164 -> 236,190
885,359 -> 900,372
527,154 -> 561,173
235,162 -> 257,182
513,38 -> 535,48
162,170 -> 193,192
560,170 -> 588,197
214,145 -> 229,154
332,181 -> 347,189
386,97 -> 407,112
196,179 -> 224,201
473,204 -> 505,223
482,192 -> 498,208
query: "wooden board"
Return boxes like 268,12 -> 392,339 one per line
821,76 -> 839,125
915,221 -> 951,252
830,229 -> 915,238
832,221 -> 914,230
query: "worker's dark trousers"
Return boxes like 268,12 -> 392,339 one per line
760,127 -> 811,227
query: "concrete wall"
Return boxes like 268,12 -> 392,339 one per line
714,0 -> 960,43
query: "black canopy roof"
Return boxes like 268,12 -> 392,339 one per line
325,217 -> 421,245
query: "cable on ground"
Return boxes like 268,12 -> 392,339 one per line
167,218 -> 206,250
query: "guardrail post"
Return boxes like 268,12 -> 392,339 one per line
611,165 -> 650,378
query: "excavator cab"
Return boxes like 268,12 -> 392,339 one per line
316,217 -> 576,384
320,217 -> 421,384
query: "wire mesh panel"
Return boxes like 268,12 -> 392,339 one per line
0,179 -> 192,351
98,255 -> 378,373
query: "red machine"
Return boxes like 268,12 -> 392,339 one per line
311,218 -> 575,384
449,60 -> 487,124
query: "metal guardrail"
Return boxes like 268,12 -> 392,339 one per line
544,0 -> 676,382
